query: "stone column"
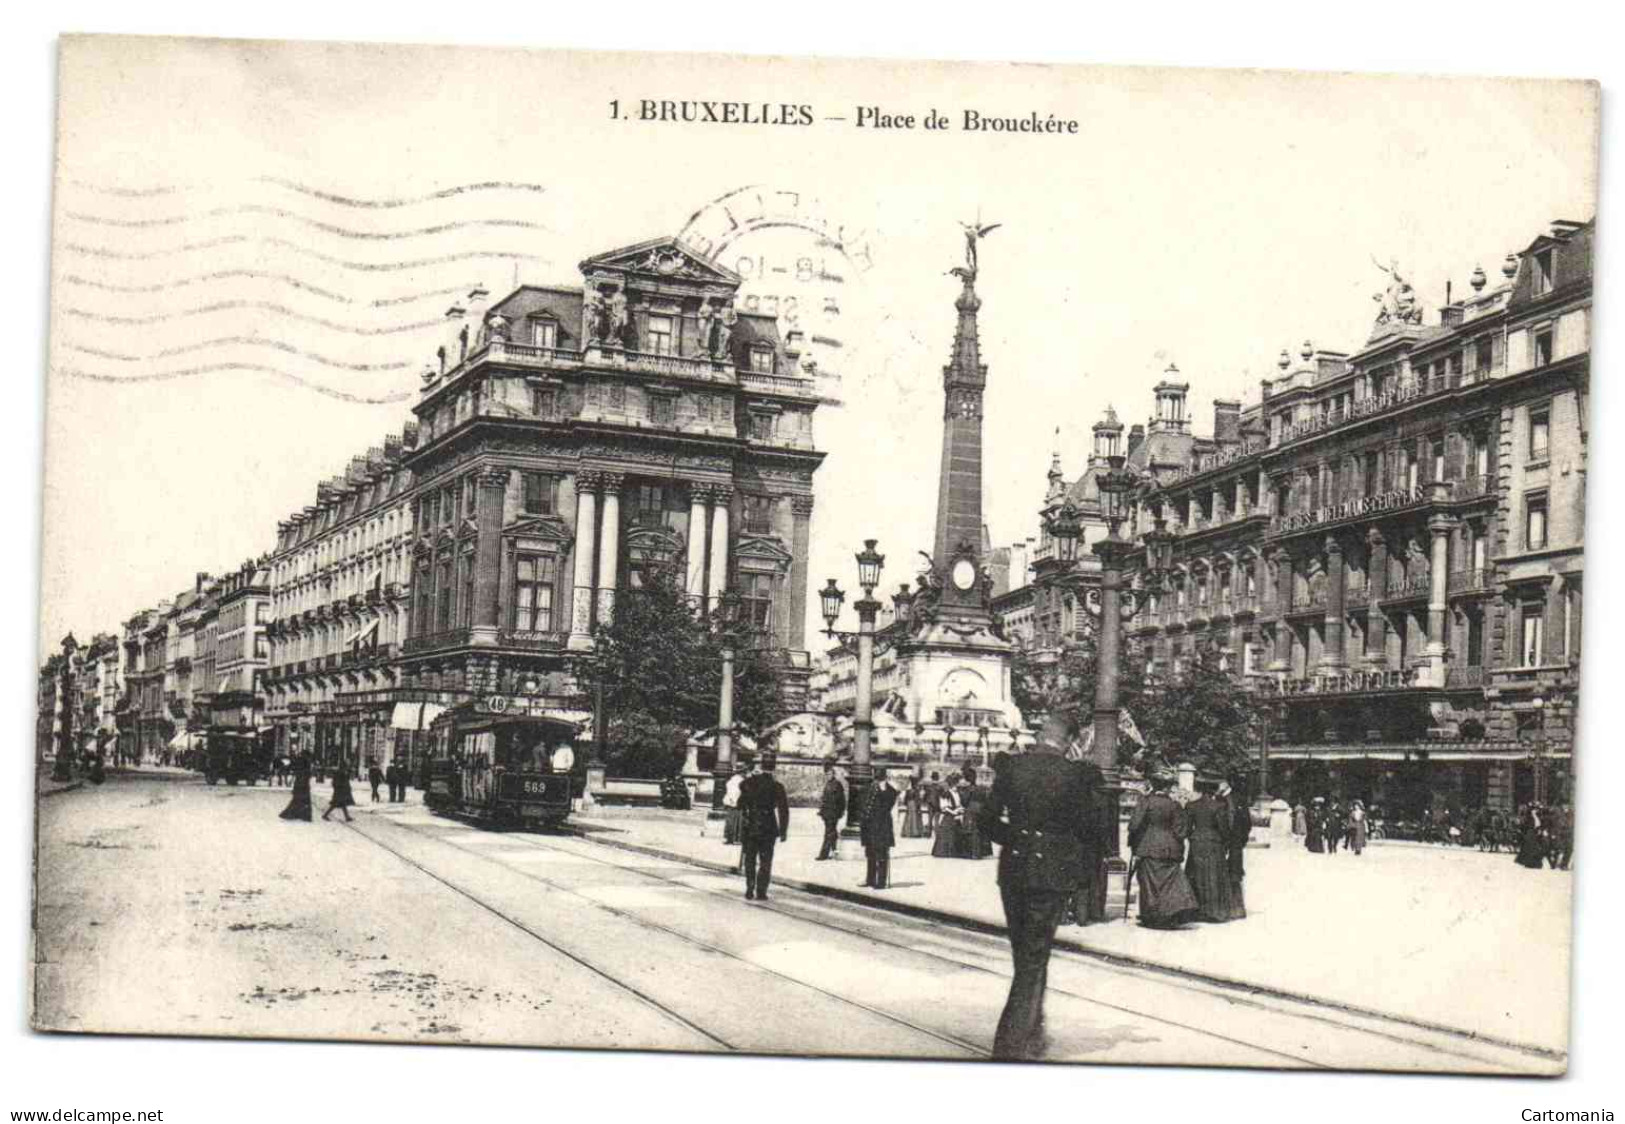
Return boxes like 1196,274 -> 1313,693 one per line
1425,510 -> 1455,686
567,472 -> 599,650
1365,528 -> 1388,666
470,468 -> 509,646
685,484 -> 710,604
1322,535 -> 1346,670
1269,551 -> 1290,673
595,474 -> 624,626
707,485 -> 733,612
788,496 -> 814,651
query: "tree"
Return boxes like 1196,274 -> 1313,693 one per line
1011,627 -> 1261,780
1133,643 -> 1265,782
589,565 -> 786,778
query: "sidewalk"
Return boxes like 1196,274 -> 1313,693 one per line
573,806 -> 1572,1056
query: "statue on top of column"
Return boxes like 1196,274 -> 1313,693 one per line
950,219 -> 1001,283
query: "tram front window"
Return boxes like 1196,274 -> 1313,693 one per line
497,725 -> 553,772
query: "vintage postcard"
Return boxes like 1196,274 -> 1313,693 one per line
33,35 -> 1597,1075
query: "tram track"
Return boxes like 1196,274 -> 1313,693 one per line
544,826 -> 1558,1073
345,815 -> 986,1059
338,819 -> 735,1052
507,825 -> 1338,1070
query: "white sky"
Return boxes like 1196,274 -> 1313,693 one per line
40,37 -> 1598,651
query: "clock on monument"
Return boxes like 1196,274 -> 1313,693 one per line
951,558 -> 978,591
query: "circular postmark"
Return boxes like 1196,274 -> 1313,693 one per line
678,186 -> 875,393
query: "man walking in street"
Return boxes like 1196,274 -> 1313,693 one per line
738,754 -> 790,901
977,710 -> 1092,1061
861,767 -> 898,889
816,760 -> 846,860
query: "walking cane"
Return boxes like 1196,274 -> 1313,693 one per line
1124,857 -> 1138,922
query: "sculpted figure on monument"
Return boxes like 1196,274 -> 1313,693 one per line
1371,256 -> 1424,327
952,219 -> 1002,281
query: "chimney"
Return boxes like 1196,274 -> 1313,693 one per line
195,572 -> 210,594
384,433 -> 402,461
1127,424 -> 1145,457
402,421 -> 420,449
1213,399 -> 1241,445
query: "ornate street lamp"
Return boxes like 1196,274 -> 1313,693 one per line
1040,459 -> 1174,860
822,539 -> 896,844
709,589 -> 745,819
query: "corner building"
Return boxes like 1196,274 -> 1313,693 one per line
1078,218 -> 1589,817
396,238 -> 828,717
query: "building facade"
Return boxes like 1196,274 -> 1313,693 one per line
1034,217 -> 1594,817
264,430 -> 416,769
210,559 -> 271,729
392,237 -> 828,733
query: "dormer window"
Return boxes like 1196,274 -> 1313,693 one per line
1533,248 -> 1555,296
749,346 -> 774,374
530,317 -> 558,349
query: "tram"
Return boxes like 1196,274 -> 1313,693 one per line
200,726 -> 274,786
421,694 -> 586,830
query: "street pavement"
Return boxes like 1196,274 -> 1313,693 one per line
31,772 -> 1564,1073
577,805 -> 1573,1056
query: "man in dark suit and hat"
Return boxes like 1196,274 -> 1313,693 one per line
816,760 -> 847,860
737,753 -> 790,901
977,710 -> 1093,1061
861,767 -> 899,889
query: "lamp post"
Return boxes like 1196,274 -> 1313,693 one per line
821,539 -> 888,841
1042,457 -> 1174,858
709,589 -> 744,819
1531,693 -> 1546,807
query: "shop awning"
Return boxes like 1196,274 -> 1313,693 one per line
420,703 -> 447,727
390,702 -> 424,731
168,731 -> 195,750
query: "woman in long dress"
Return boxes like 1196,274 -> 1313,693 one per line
323,757 -> 356,823
1292,803 -> 1308,837
1347,799 -> 1369,855
1515,804 -> 1548,869
279,754 -> 313,822
1128,773 -> 1198,928
931,781 -> 962,858
956,766 -> 990,859
1184,787 -> 1233,922
1223,778 -> 1250,920
1305,797 -> 1327,852
900,776 -> 925,838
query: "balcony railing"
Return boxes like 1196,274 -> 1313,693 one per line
1452,474 -> 1494,501
1266,738 -> 1525,757
1383,571 -> 1433,600
1258,667 -> 1429,696
1269,485 -> 1431,538
1273,376 -> 1458,448
1448,568 -> 1493,595
403,628 -> 472,655
1446,665 -> 1488,688
497,629 -> 567,651
739,370 -> 826,400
